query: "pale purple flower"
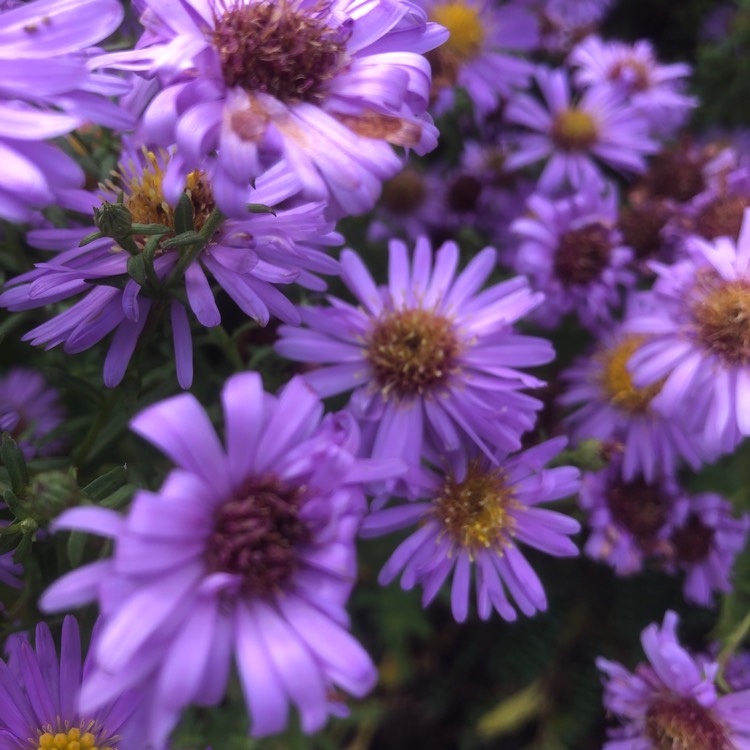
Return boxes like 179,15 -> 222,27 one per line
510,183 -> 635,329
275,237 -> 554,474
105,0 -> 448,217
361,437 -> 580,622
0,616 -> 151,750
626,208 -> 750,455
0,0 -> 132,222
505,66 -> 657,193
0,367 -> 64,460
0,151 -> 340,389
597,611 -> 750,750
666,491 -> 749,607
569,36 -> 696,137
559,325 -> 705,481
579,465 -> 678,576
420,0 -> 537,117
41,373 -> 401,745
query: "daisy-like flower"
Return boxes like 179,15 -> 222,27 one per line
666,491 -> 749,607
597,611 -> 750,750
0,616 -> 150,750
505,66 -> 657,193
0,150 -> 340,389
569,36 -> 696,137
275,237 -> 554,472
360,437 -> 580,622
420,0 -> 537,117
627,208 -> 750,455
559,325 -> 705,481
40,373 -> 401,745
510,183 -> 635,329
579,465 -> 679,576
0,0 -> 132,222
0,368 -> 64,460
107,0 -> 448,217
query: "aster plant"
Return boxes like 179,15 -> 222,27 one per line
275,236 -> 554,471
626,208 -> 750,455
0,0 -> 132,222
361,437 -> 581,622
0,150 -> 340,388
0,616 -> 150,750
40,373 -> 401,745
103,0 -> 449,217
598,611 -> 750,750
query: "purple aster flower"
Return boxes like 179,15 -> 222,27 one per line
510,183 -> 635,329
0,150 -> 340,389
361,437 -> 580,622
0,616 -> 151,750
597,611 -> 750,750
579,465 -> 678,576
0,548 -> 22,588
559,325 -> 705,481
664,164 -> 750,254
419,0 -> 538,117
626,208 -> 750,455
666,491 -> 749,607
0,368 -> 64,460
275,237 -> 554,474
569,36 -> 696,137
505,66 -> 657,193
0,0 -> 133,222
106,0 -> 448,217
40,373 -> 401,744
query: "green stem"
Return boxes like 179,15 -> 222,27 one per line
165,207 -> 225,289
717,609 -> 750,690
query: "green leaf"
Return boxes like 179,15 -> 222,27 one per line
0,433 -> 28,496
174,192 -> 195,235
82,465 -> 128,501
247,203 -> 276,215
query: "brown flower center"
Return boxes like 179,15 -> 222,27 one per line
447,175 -> 482,213
670,514 -> 714,564
212,0 -> 350,104
366,308 -> 461,399
206,477 -> 310,596
643,145 -> 707,203
550,108 -> 598,152
644,695 -> 733,750
606,478 -> 671,550
618,199 -> 670,260
433,459 -> 517,553
554,223 -> 612,286
380,170 -> 428,215
692,276 -> 750,365
598,335 -> 662,413
694,194 -> 750,242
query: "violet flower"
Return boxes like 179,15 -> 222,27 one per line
102,0 -> 448,216
361,437 -> 580,622
275,237 -> 554,474
41,373 -> 402,744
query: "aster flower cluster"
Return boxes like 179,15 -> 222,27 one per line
0,0 -> 750,748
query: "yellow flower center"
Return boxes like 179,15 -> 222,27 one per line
692,275 -> 750,365
366,307 -> 461,400
36,725 -> 115,750
430,1 -> 485,61
433,460 -> 518,553
598,335 -> 662,413
551,108 -> 599,151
